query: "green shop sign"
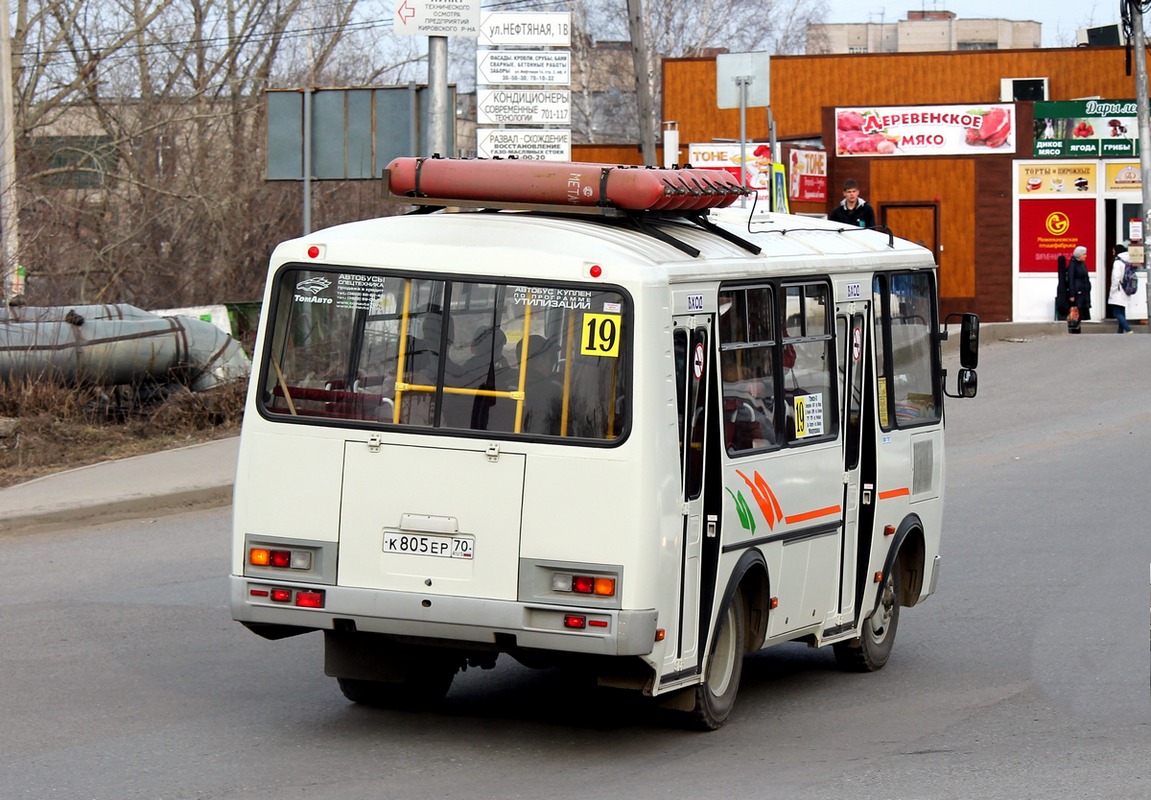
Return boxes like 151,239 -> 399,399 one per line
1032,99 -> 1139,158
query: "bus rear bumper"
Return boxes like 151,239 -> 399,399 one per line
230,576 -> 658,657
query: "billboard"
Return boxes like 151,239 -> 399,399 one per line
1018,198 -> 1096,273
835,104 -> 1016,157
1032,100 -> 1139,158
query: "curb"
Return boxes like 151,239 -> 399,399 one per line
0,484 -> 233,537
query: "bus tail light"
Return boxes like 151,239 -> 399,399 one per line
551,573 -> 617,597
564,615 -> 587,629
249,547 -> 313,571
260,586 -> 325,608
295,590 -> 325,608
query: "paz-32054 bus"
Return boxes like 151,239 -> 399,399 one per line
230,158 -> 979,729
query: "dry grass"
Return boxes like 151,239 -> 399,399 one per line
0,378 -> 245,488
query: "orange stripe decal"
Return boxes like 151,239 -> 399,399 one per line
784,505 -> 842,524
878,487 -> 911,500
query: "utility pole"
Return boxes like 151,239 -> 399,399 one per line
0,0 -> 21,302
428,36 -> 450,156
626,0 -> 657,166
1131,3 -> 1151,245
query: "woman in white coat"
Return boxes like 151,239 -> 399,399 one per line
1107,244 -> 1134,334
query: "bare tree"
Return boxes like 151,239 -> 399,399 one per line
578,0 -> 828,145
12,0 -> 422,308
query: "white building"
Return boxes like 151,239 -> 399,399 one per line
807,10 -> 1041,55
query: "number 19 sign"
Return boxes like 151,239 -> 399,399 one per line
581,313 -> 621,357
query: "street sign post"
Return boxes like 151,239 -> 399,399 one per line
717,52 -> 770,207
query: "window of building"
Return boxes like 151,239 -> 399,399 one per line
30,136 -> 118,189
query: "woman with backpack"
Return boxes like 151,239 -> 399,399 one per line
1107,243 -> 1135,334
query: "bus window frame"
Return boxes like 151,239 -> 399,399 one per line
717,278 -> 838,457
256,262 -> 634,447
872,270 -> 942,432
780,280 -> 839,447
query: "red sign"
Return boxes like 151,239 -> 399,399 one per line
1018,198 -> 1096,273
787,148 -> 827,202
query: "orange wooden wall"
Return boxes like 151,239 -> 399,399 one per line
664,47 -> 1140,143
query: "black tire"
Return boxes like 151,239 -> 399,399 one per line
688,591 -> 747,731
337,657 -> 457,710
834,565 -> 901,672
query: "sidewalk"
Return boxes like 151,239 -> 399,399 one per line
0,320 -> 1143,535
1,437 -> 238,535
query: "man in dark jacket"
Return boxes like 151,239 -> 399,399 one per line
828,179 -> 876,228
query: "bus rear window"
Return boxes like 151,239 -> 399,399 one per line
258,267 -> 630,441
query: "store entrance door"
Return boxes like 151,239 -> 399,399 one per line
880,202 -> 939,263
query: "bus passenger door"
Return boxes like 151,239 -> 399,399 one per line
836,305 -> 871,622
673,318 -> 711,669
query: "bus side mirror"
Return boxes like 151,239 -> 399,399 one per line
956,367 -> 978,398
958,313 -> 979,369
942,313 -> 980,399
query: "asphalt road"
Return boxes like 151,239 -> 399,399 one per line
1,331 -> 1147,799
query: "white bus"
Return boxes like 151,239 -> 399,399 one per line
230,159 -> 979,729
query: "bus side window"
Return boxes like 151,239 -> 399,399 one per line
783,283 -> 835,444
875,272 -> 941,428
719,286 -> 776,454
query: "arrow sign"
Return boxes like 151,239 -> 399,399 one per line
393,0 -> 480,38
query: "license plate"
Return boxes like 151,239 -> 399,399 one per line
382,532 -> 474,559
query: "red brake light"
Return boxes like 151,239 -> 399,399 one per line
270,588 -> 292,603
269,550 -> 292,568
572,575 -> 594,594
564,615 -> 587,629
295,590 -> 325,608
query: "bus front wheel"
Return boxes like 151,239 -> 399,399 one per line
688,591 -> 747,730
834,566 -> 901,672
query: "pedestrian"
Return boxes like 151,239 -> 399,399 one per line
1066,245 -> 1092,333
828,178 -> 876,228
1107,243 -> 1135,334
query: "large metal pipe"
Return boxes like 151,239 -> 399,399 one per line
0,304 -> 250,390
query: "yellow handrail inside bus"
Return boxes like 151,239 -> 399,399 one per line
393,279 -> 413,423
560,312 -> 575,436
511,301 -> 534,434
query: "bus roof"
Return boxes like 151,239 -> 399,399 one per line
278,206 -> 936,285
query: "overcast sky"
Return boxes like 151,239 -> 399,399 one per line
821,1 -> 1124,48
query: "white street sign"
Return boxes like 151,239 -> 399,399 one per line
477,50 -> 570,86
477,129 -> 571,161
479,12 -> 571,46
478,89 -> 570,125
393,0 -> 480,38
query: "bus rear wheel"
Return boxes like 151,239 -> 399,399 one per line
688,591 -> 747,730
834,566 -> 901,672
337,657 -> 457,710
